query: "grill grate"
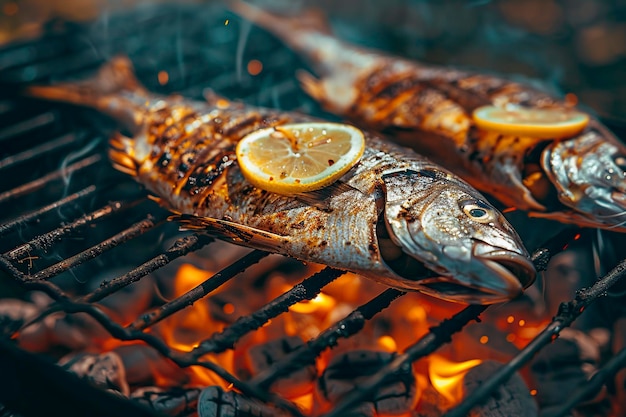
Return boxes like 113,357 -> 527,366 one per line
0,3 -> 625,417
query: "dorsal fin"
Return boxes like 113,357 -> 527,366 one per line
170,213 -> 291,253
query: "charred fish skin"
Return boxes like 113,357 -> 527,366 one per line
229,2 -> 626,231
27,57 -> 535,305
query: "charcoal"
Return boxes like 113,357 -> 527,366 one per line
235,335 -> 316,398
0,299 -> 38,337
197,386 -> 285,417
316,350 -> 416,416
131,386 -> 201,417
0,295 -> 111,352
530,328 -> 604,408
114,344 -> 189,387
60,351 -> 130,396
463,360 -> 537,417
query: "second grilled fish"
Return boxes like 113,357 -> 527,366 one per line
27,57 -> 535,304
230,2 -> 626,231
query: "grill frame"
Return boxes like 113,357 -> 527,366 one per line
1,3 -> 625,417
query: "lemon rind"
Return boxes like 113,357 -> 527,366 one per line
472,105 -> 590,139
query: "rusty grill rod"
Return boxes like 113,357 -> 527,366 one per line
129,248 -> 269,331
251,288 -> 406,390
0,112 -> 56,142
189,266 -> 346,358
27,214 -> 166,281
0,185 -> 97,237
541,346 -> 626,417
0,132 -> 81,171
5,198 -> 145,264
13,233 -> 216,335
445,256 -> 626,417
0,254 -> 69,302
0,153 -> 102,204
82,233 -> 215,304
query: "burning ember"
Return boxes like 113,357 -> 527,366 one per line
429,356 -> 482,405
1,2 -> 626,417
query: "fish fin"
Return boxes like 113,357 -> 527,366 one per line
296,70 -> 326,103
26,56 -> 146,108
228,1 -> 332,44
147,194 -> 167,206
202,88 -> 246,110
294,181 -> 361,210
171,213 -> 290,252
203,88 -> 229,106
108,132 -> 140,177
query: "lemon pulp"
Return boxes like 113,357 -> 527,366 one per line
236,122 -> 365,194
473,105 -> 589,138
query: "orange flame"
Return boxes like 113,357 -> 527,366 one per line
157,263 -> 233,387
428,355 -> 482,405
289,292 -> 336,314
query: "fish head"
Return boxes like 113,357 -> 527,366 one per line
540,125 -> 626,230
379,169 -> 535,304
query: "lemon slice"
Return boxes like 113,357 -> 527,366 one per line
236,122 -> 365,194
473,105 -> 589,138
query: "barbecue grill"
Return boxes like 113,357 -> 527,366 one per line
1,2 -> 626,417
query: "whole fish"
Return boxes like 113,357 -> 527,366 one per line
27,57 -> 535,304
231,2 -> 626,231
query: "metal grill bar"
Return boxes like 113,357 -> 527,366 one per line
0,153 -> 101,203
129,249 -> 268,331
5,198 -> 142,263
81,233 -> 214,304
0,184 -> 97,237
0,133 -> 81,170
0,112 -> 56,142
189,267 -> 345,358
27,214 -> 165,281
251,288 -> 406,390
0,254 -> 69,301
2,50 -> 104,84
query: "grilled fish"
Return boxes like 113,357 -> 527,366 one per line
230,2 -> 626,231
27,57 -> 535,304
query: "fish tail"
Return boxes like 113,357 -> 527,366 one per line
26,56 -> 143,105
108,132 -> 140,177
27,56 -> 149,177
228,1 -> 332,50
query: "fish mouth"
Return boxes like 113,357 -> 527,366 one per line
479,250 -> 536,290
418,250 -> 535,305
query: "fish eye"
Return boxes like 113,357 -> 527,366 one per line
461,201 -> 493,223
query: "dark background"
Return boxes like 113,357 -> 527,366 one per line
1,0 -> 626,121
